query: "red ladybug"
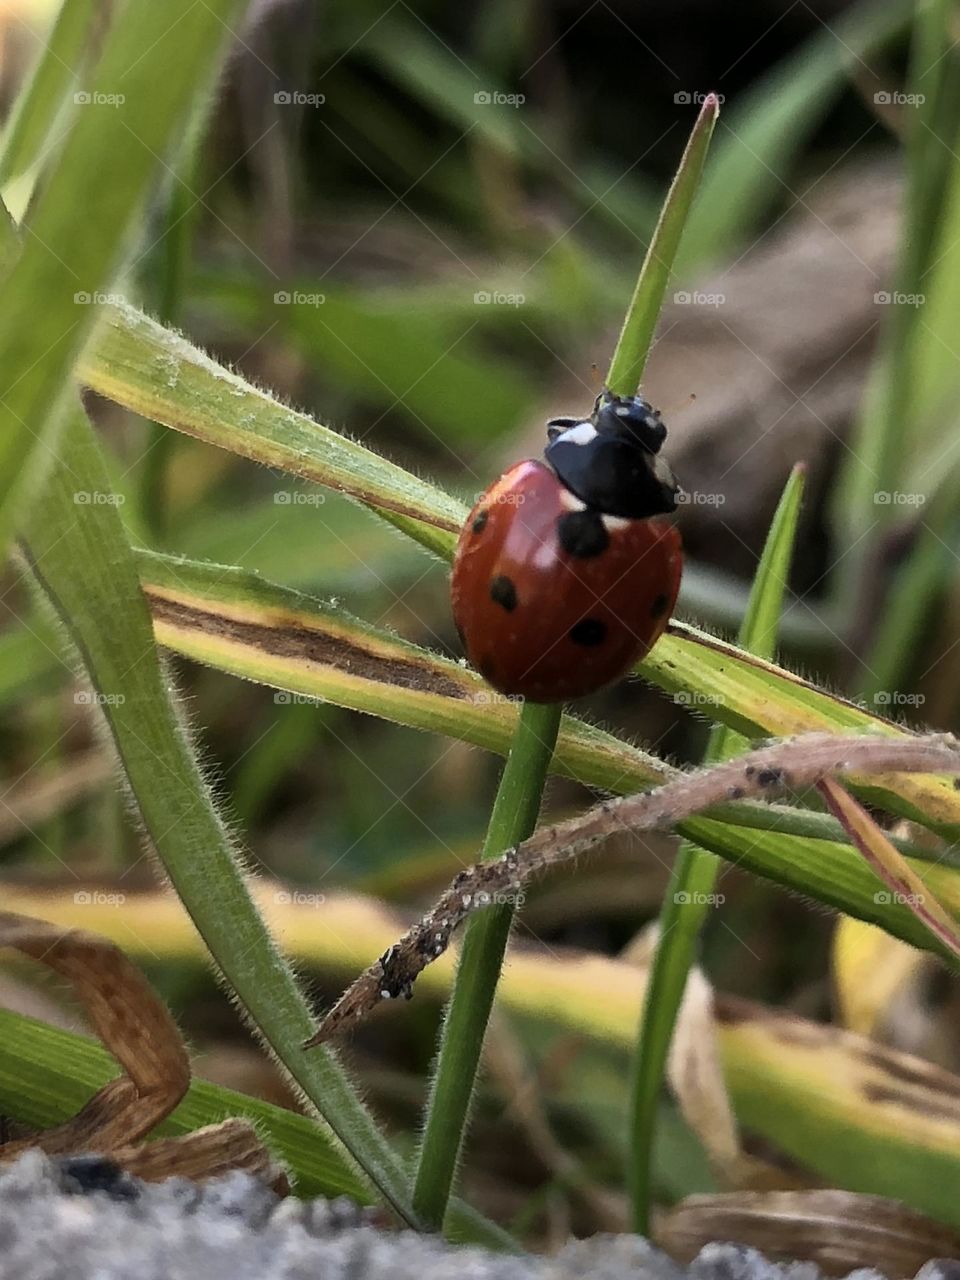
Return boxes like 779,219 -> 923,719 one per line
450,390 -> 682,703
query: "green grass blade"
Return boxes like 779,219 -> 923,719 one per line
412,701 -> 560,1230
629,463 -> 806,1232
134,548 -> 960,880
16,409 -> 509,1247
414,93 -> 718,1230
832,0 -> 959,600
606,95 -> 718,396
0,1009 -> 368,1201
0,0 -> 97,186
678,0 -> 911,267
80,301 -> 464,554
0,0 -> 249,554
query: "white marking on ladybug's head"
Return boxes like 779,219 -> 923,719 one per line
602,514 -> 630,533
559,421 -> 597,446
558,487 -> 587,512
653,454 -> 676,488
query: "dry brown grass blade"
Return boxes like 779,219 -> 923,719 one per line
0,911 -> 280,1184
307,732 -> 960,1046
656,1189 -> 960,1277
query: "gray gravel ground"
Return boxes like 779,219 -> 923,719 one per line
1,1151 -> 958,1280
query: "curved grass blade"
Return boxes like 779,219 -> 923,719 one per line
16,409 -> 509,1247
79,302 -> 464,555
0,0 -> 97,187
0,0 -> 250,555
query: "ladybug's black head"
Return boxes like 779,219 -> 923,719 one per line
543,389 -> 678,519
591,390 -> 667,453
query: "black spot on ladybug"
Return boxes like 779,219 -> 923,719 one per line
59,1155 -> 139,1201
557,510 -> 610,558
569,618 -> 607,647
651,592 -> 669,619
490,575 -> 518,611
472,509 -> 489,535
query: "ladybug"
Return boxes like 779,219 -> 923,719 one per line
450,389 -> 682,703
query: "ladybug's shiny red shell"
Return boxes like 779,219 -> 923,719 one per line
450,459 -> 682,703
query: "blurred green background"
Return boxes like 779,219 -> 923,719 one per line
3,0 -> 960,1241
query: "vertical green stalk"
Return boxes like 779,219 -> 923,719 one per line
412,699 -> 561,1229
606,95 -> 718,396
414,95 -> 720,1233
628,463 -> 806,1233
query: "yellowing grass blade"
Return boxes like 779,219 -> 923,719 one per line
645,622 -> 960,839
819,776 -> 960,962
832,916 -> 928,1037
9,882 -> 960,1229
75,300 -> 960,842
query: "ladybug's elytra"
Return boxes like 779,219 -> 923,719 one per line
450,390 -> 682,703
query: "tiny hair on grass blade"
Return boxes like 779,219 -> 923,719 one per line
305,731 -> 960,1046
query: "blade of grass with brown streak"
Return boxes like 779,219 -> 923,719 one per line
132,550 -> 960,955
73,303 -> 960,838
